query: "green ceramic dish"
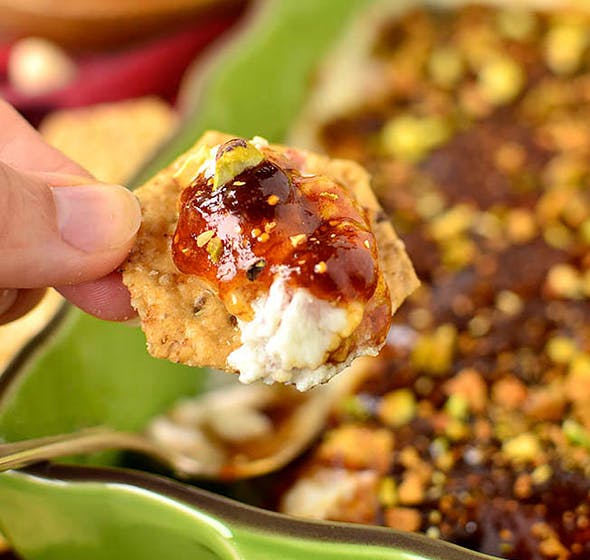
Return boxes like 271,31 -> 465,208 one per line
0,463 -> 490,560
0,1 -> 509,559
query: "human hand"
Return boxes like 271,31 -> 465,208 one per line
0,101 -> 141,324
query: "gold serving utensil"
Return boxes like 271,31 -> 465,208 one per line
0,359 -> 368,480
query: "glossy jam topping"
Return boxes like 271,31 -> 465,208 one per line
172,141 -> 379,319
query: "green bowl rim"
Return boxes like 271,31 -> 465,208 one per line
21,462 -> 490,560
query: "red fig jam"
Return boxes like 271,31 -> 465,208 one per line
172,141 -> 381,320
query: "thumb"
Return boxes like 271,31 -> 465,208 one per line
0,162 -> 141,288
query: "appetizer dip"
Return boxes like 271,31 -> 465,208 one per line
123,131 -> 417,390
273,3 -> 590,559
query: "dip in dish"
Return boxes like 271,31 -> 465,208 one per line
277,4 -> 590,559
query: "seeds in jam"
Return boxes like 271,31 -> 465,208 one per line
171,139 -> 381,320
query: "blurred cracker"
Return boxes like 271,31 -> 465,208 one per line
40,96 -> 177,184
0,289 -> 63,371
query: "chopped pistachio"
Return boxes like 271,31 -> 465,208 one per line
473,211 -> 503,240
567,353 -> 590,382
397,472 -> 425,505
290,234 -> 306,247
562,419 -> 590,449
582,270 -> 590,298
314,261 -> 327,274
384,507 -> 421,532
503,433 -> 541,462
428,204 -> 475,241
381,115 -> 451,162
543,223 -> 573,250
213,140 -> 264,190
426,527 -> 441,539
409,308 -> 433,330
378,389 -> 417,427
496,9 -> 537,41
496,290 -> 524,316
468,314 -> 491,337
411,324 -> 457,376
546,336 -> 578,365
579,219 -> 590,244
415,191 -> 445,220
531,463 -> 553,485
340,395 -> 371,421
441,236 -> 476,270
545,22 -> 589,76
546,263 -> 583,299
444,394 -> 469,420
378,477 -> 398,507
196,230 -> 215,248
428,47 -> 464,88
478,56 -> 524,105
445,419 -> 469,441
506,208 -> 537,244
206,236 -> 223,263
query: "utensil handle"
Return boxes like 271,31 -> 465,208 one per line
0,427 -> 154,472
0,427 -> 202,476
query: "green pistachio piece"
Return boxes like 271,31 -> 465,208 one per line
213,139 -> 264,190
563,419 -> 590,449
381,115 -> 451,162
478,56 -> 524,105
206,236 -> 223,263
545,22 -> 589,76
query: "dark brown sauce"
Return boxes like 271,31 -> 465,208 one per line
172,148 -> 379,319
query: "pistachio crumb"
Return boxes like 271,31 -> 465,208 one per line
378,389 -> 417,427
496,290 -> 524,316
478,56 -> 524,105
206,236 -> 223,263
290,234 -> 307,247
546,336 -> 578,365
314,261 -> 328,274
196,230 -> 215,248
503,433 -> 541,462
546,264 -> 583,299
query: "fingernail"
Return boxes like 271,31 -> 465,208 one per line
52,184 -> 141,253
0,288 -> 18,316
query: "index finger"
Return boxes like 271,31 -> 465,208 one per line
0,100 -> 90,177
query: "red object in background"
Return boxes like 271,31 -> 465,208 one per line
0,7 -> 242,124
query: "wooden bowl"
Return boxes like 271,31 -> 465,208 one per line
0,0 -> 243,49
